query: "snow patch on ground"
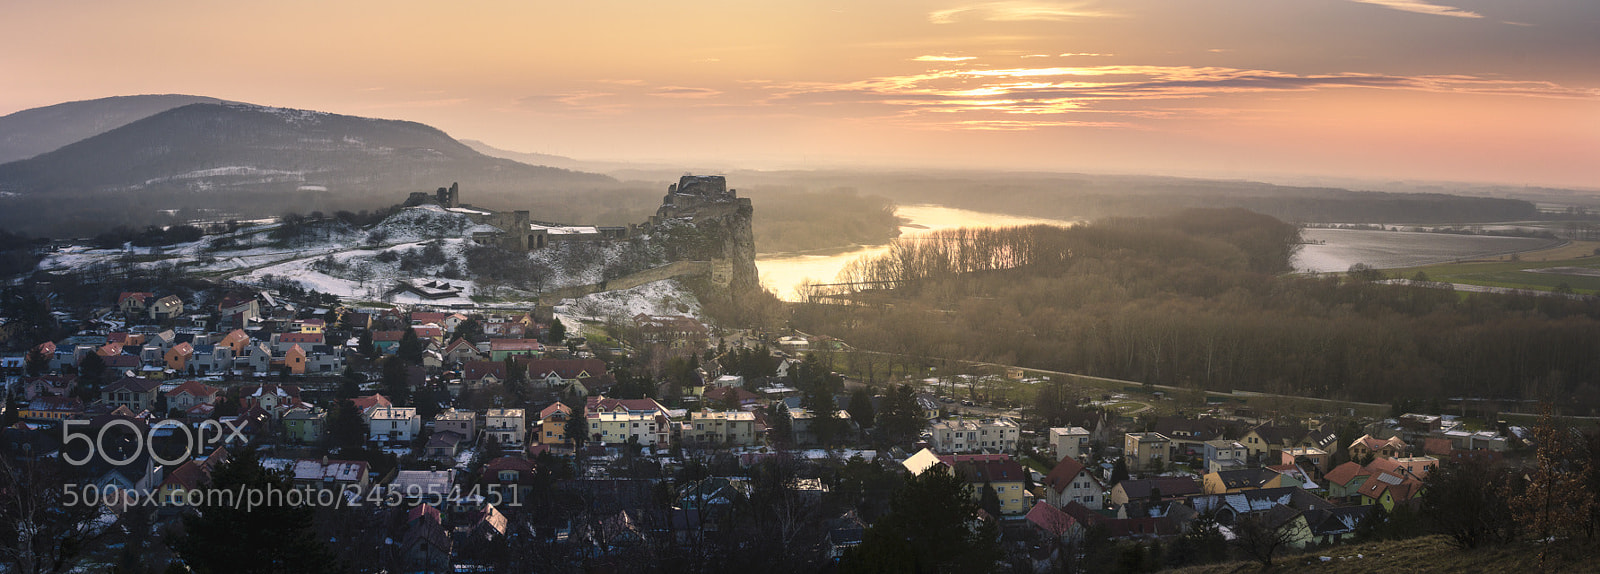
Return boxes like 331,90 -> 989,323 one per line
554,279 -> 701,324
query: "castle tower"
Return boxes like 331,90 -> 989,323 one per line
435,182 -> 461,208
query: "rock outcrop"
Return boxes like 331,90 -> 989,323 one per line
649,175 -> 760,296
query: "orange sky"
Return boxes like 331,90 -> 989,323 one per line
4,0 -> 1598,187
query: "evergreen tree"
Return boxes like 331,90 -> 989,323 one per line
24,345 -> 49,376
397,327 -> 423,365
566,405 -> 589,450
337,366 -> 361,399
767,403 -> 793,449
455,318 -> 484,343
546,318 -> 566,345
328,399 -> 367,451
979,481 -> 1001,518
356,330 -> 374,357
76,352 -> 106,400
381,357 -> 410,405
842,465 -> 1002,573
172,448 -> 343,574
1110,458 -> 1130,486
847,388 -> 875,429
876,384 -> 924,446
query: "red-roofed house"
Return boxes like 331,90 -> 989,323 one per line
524,358 -> 608,389
20,375 -> 76,400
489,339 -> 542,361
157,447 -> 228,506
165,380 -> 221,412
443,338 -> 486,364
410,312 -> 451,326
271,332 -> 325,354
463,360 -> 508,389
119,292 -> 155,315
1043,455 -> 1103,509
1026,500 -> 1080,540
1359,473 -> 1425,511
481,457 -> 539,500
701,386 -> 764,409
353,393 -> 393,419
412,325 -> 444,344
538,402 -> 572,446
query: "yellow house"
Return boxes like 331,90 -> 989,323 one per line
1349,435 -> 1408,461
538,402 -> 572,446
296,319 -> 326,334
1358,475 -> 1424,511
1201,467 -> 1286,494
936,453 -> 1031,516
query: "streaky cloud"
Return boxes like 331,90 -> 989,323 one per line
930,1 -> 1114,24
914,55 -> 978,62
1348,0 -> 1482,19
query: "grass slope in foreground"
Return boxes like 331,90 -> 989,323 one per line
1167,535 -> 1599,574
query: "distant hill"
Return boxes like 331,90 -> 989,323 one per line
0,94 -> 233,164
0,102 -> 619,236
459,139 -> 583,170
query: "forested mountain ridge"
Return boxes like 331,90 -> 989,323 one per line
0,94 -> 232,164
0,103 -> 618,237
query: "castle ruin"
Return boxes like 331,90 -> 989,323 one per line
405,175 -> 758,294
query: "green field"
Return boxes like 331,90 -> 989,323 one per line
1396,254 -> 1600,293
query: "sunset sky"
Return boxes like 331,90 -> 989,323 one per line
4,0 -> 1598,187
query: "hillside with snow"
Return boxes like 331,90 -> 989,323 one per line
39,204 -> 690,311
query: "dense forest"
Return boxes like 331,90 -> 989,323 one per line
793,209 -> 1600,415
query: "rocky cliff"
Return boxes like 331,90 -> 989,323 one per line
649,175 -> 761,297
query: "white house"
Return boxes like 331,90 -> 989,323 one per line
368,406 -> 421,443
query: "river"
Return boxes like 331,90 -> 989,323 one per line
1291,228 -> 1564,273
756,205 -> 1079,301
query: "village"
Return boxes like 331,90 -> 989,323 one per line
0,265 -> 1534,573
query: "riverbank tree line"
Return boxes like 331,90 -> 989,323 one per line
793,209 -> 1600,415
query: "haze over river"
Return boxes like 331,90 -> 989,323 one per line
757,205 -> 1078,301
1291,228 -> 1564,273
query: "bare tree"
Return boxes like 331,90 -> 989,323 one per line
1510,405 -> 1594,564
1230,511 -> 1298,568
0,457 -> 105,574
